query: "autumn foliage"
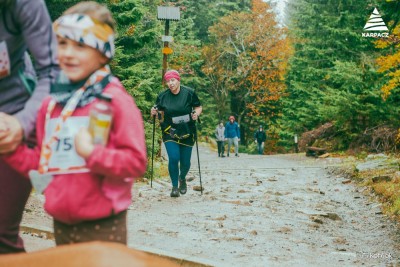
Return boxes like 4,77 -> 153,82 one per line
376,25 -> 400,99
201,0 -> 292,123
245,0 -> 292,117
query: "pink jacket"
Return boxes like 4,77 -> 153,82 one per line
4,78 -> 147,224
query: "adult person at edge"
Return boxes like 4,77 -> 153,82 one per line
0,0 -> 59,253
225,115 -> 240,157
151,70 -> 202,198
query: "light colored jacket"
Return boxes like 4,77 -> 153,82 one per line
215,125 -> 225,141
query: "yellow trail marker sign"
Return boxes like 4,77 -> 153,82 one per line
162,47 -> 173,54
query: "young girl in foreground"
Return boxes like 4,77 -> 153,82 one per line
2,1 -> 147,245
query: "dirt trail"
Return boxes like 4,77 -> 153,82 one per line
22,144 -> 399,266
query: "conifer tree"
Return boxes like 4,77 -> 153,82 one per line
279,0 -> 388,150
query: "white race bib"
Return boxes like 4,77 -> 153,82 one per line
0,41 -> 10,79
43,116 -> 90,173
172,114 -> 190,124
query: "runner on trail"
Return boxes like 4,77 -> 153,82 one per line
0,0 -> 58,254
1,1 -> 147,246
225,115 -> 240,157
254,125 -> 267,155
215,121 -> 226,157
151,70 -> 202,197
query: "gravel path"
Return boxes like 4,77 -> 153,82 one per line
21,144 -> 400,266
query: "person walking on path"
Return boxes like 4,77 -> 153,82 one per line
215,121 -> 225,157
1,1 -> 147,246
254,125 -> 267,155
225,115 -> 240,157
0,0 -> 59,254
151,70 -> 202,198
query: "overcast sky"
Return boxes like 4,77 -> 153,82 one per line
265,0 -> 288,25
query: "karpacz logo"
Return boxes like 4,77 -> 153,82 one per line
362,32 -> 389,38
362,8 -> 389,38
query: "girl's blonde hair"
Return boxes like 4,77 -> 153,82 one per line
63,1 -> 115,31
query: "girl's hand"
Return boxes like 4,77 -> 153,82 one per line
75,127 -> 94,159
0,113 -> 23,154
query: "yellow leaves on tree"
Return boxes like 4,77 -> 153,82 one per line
376,25 -> 400,99
126,25 -> 135,36
201,12 -> 252,119
245,0 -> 292,117
202,0 -> 292,120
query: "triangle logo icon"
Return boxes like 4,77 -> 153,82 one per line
363,8 -> 389,31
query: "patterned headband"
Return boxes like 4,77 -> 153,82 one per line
53,14 -> 115,59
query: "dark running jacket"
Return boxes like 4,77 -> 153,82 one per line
254,130 -> 266,143
155,85 -> 201,147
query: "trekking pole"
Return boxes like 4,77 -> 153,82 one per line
150,105 -> 157,188
192,111 -> 203,195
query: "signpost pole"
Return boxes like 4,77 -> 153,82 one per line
162,20 -> 170,86
157,6 -> 180,85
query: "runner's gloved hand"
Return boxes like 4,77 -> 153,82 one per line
150,105 -> 158,117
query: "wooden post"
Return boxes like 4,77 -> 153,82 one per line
162,20 -> 170,86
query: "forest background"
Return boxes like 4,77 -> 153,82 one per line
44,0 -> 400,157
